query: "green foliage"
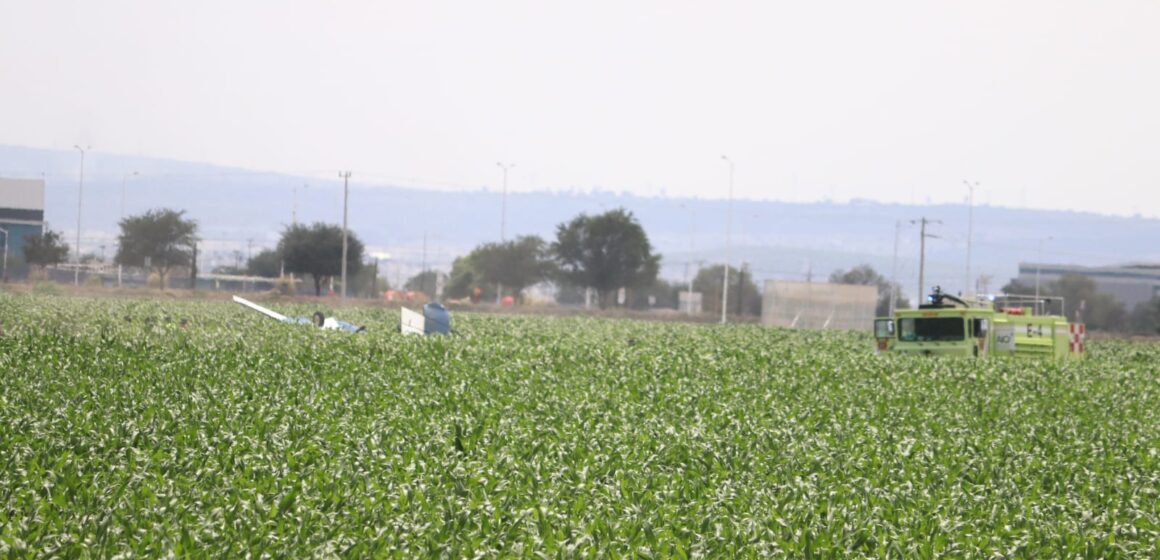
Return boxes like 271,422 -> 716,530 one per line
278,222 -> 364,296
1129,298 -> 1160,335
830,263 -> 907,316
405,270 -> 440,299
21,229 -> 70,268
115,208 -> 198,289
552,208 -> 660,308
1,294 -> 1158,557
693,264 -> 762,316
246,249 -> 282,278
445,255 -> 486,301
467,236 -> 554,303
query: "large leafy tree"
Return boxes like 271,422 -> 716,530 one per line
469,235 -> 554,303
115,209 -> 198,289
22,229 -> 70,269
551,208 -> 660,308
829,263 -> 907,316
278,222 -> 364,296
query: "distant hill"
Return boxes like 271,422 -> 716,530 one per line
3,144 -> 1158,300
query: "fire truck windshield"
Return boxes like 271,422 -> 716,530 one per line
899,317 -> 965,342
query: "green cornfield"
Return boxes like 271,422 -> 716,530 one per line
1,294 -> 1157,557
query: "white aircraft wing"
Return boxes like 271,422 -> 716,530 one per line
232,295 -> 289,322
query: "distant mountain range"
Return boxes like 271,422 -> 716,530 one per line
3,144 -> 1158,301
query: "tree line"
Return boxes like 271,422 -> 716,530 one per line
22,206 -> 1160,332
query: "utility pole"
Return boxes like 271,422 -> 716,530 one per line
0,226 -> 9,282
73,145 -> 89,286
720,155 -> 734,324
681,203 -> 696,314
964,180 -> 977,297
889,220 -> 902,314
496,162 -> 514,241
911,217 -> 942,302
495,163 -> 514,305
339,171 -> 351,299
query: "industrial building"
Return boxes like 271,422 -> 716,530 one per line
1016,262 -> 1160,310
0,178 -> 46,277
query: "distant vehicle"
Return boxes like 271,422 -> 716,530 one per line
874,287 -> 1085,359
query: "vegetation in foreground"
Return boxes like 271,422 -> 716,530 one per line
0,294 -> 1157,557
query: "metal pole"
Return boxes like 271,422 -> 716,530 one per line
73,145 -> 88,285
911,217 -> 941,304
721,155 -> 734,324
496,163 -> 514,305
918,218 -> 926,302
964,180 -> 976,297
339,171 -> 351,299
0,227 -> 8,281
889,220 -> 901,315
496,162 -> 514,242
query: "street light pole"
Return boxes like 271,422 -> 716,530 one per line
0,226 -> 9,282
496,162 -> 514,304
683,203 -> 695,314
720,155 -> 734,324
496,162 -> 514,242
73,145 -> 89,285
339,171 -> 352,299
963,180 -> 977,297
889,220 -> 902,315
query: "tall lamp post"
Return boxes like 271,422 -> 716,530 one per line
496,162 -> 514,304
681,203 -> 695,314
963,180 -> 978,297
720,155 -> 734,324
73,145 -> 89,285
0,226 -> 9,282
339,171 -> 352,299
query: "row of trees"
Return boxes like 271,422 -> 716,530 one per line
45,206 -> 1160,334
446,209 -> 663,309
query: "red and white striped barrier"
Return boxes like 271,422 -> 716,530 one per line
1069,323 -> 1086,353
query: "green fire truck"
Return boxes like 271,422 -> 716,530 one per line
874,287 -> 1086,359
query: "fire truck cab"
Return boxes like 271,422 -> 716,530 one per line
874,287 -> 1085,360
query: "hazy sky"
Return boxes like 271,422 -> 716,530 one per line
2,0 -> 1158,216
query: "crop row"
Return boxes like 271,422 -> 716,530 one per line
0,294 -> 1157,557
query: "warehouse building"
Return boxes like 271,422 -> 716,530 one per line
0,178 -> 47,276
1016,262 -> 1160,310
